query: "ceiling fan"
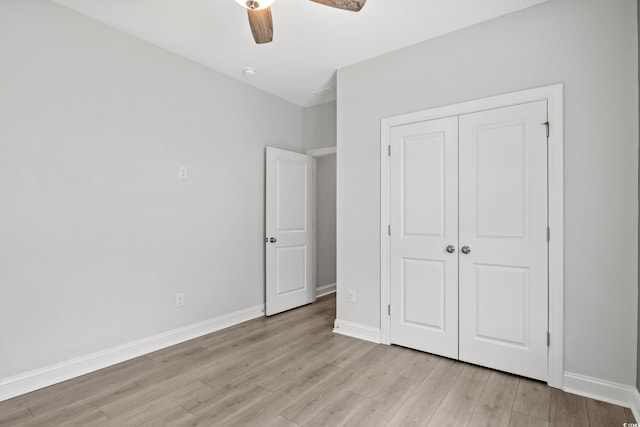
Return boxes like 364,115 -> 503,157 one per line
233,0 -> 367,44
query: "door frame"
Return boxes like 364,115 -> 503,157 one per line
306,146 -> 337,296
379,84 -> 564,388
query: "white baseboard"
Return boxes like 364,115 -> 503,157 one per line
563,371 -> 637,411
333,319 -> 381,344
317,283 -> 336,297
0,305 -> 264,402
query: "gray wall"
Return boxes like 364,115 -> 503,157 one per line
303,102 -> 337,151
337,0 -> 638,386
0,0 -> 304,379
316,155 -> 336,290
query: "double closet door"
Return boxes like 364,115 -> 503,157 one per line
389,101 -> 549,381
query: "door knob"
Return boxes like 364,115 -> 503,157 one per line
269,237 -> 277,243
446,245 -> 456,254
461,246 -> 471,254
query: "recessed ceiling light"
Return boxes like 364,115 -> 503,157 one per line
242,67 -> 257,78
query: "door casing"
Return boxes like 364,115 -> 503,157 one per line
380,84 -> 564,388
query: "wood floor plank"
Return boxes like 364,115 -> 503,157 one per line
396,349 -> 441,382
508,412 -> 550,427
181,382 -> 271,419
279,366 -> 360,425
28,379 -> 142,420
344,374 -> 418,427
315,335 -> 377,368
223,363 -> 339,426
625,407 -> 637,423
343,345 -> 419,399
178,385 -> 274,426
385,358 -> 463,427
100,379 -> 207,420
264,415 -> 301,427
255,348 -> 336,392
469,406 -> 512,427
0,394 -> 30,416
303,390 -> 369,427
585,398 -> 628,427
467,371 -> 519,427
197,317 -> 333,390
14,406 -> 109,427
425,364 -> 491,427
198,297 -> 334,355
0,406 -> 34,425
105,381 -> 209,425
128,345 -> 222,389
135,406 -> 194,427
52,409 -> 110,427
549,388 -> 588,427
17,357 -> 153,418
12,380 -> 141,427
512,379 -> 551,421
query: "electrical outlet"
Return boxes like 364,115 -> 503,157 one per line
347,289 -> 356,304
175,293 -> 185,307
179,165 -> 188,180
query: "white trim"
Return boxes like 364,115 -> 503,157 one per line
380,117 -> 391,347
632,388 -> 640,423
546,85 -> 565,389
317,283 -> 336,297
380,84 -> 564,388
306,146 -> 337,157
333,319 -> 381,343
312,156 -> 318,304
563,372 -> 637,410
0,305 -> 264,402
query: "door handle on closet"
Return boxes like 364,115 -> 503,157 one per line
461,246 -> 471,254
446,245 -> 456,254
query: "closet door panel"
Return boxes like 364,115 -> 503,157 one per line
458,101 -> 548,381
389,116 -> 459,358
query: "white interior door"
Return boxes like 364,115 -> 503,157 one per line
265,147 -> 315,316
458,101 -> 548,381
389,116 -> 459,359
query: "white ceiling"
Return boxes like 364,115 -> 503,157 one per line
52,0 -> 548,107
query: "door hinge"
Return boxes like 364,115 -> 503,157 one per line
547,227 -> 550,242
388,224 -> 391,236
547,331 -> 551,347
388,304 -> 391,316
542,121 -> 550,138
388,145 -> 391,157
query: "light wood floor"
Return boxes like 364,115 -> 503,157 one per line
0,294 -> 635,427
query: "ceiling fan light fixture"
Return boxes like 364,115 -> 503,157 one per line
234,0 -> 276,10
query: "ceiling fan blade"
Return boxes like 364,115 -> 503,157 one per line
247,7 -> 273,44
309,0 -> 366,12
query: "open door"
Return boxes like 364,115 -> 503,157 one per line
265,147 -> 315,316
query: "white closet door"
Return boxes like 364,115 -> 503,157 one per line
458,101 -> 548,381
390,116 -> 459,359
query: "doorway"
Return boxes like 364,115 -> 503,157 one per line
311,147 -> 337,297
